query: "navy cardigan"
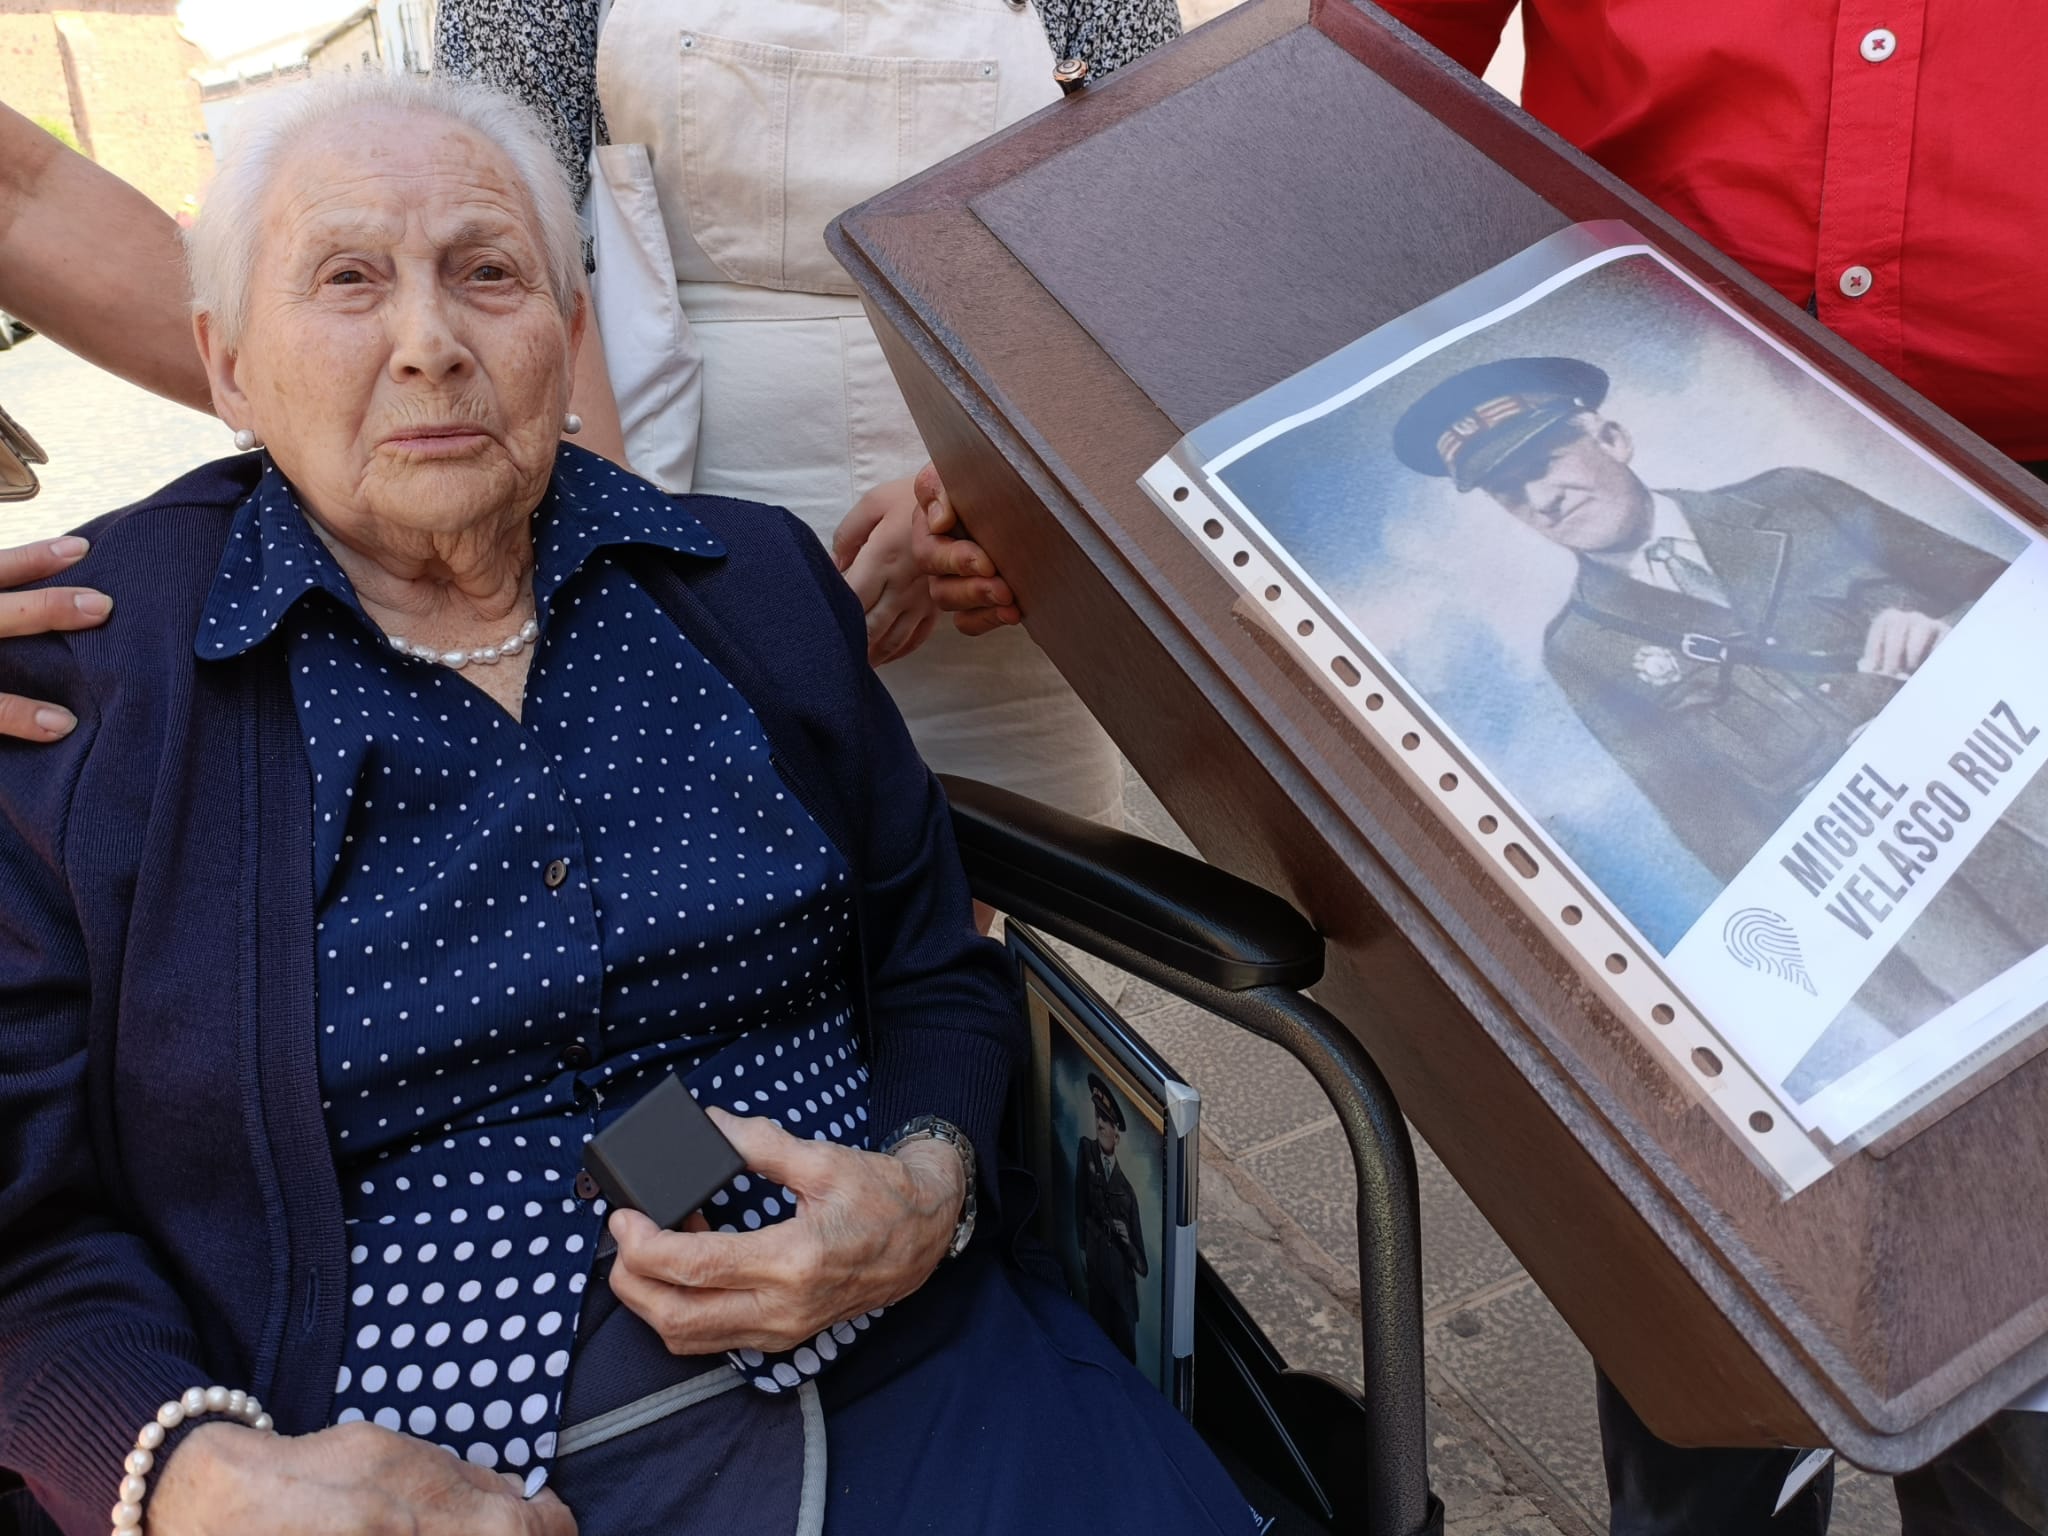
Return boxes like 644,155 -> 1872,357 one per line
0,454 -> 1023,1534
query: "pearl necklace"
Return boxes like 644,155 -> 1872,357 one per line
385,616 -> 539,670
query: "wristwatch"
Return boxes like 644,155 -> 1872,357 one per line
882,1114 -> 978,1260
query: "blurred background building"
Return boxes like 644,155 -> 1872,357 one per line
0,0 -> 435,223
193,0 -> 432,155
0,0 -> 212,212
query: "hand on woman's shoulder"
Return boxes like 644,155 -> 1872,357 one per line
0,453 -> 260,743
0,534 -> 106,740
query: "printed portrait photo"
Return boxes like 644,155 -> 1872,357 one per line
1192,230 -> 2048,1131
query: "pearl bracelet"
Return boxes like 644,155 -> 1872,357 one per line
111,1386 -> 274,1534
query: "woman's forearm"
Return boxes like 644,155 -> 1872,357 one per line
0,102 -> 213,414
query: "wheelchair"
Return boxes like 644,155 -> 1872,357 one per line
0,781 -> 1442,1536
944,775 -> 1442,1536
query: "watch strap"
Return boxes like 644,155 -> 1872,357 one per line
882,1114 -> 978,1260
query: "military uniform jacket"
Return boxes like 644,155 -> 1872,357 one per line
1074,1140 -> 1147,1323
1543,467 -> 2009,883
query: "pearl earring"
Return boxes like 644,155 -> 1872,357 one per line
233,428 -> 259,452
562,413 -> 584,436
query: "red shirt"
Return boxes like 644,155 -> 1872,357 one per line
1374,0 -> 2048,461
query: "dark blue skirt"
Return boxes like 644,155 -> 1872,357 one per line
547,1245 -> 1256,1535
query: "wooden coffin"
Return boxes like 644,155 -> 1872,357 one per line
827,0 -> 2048,1471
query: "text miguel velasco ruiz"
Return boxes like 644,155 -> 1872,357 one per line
1779,701 -> 2039,939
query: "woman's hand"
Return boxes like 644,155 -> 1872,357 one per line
147,1419 -> 576,1536
608,1109 -> 965,1357
831,476 -> 941,665
910,463 -> 1022,637
0,535 -> 109,740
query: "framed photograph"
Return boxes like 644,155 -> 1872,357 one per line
1008,924 -> 1199,1414
1145,221 -> 2048,1194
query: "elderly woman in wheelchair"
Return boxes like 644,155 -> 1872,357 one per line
0,75 -> 1260,1536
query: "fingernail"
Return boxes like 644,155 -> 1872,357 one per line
48,536 -> 87,561
74,591 -> 111,618
34,706 -> 75,736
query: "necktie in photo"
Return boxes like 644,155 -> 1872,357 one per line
1643,536 -> 1732,608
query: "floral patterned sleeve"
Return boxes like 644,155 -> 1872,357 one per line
1037,0 -> 1183,77
434,0 -> 603,210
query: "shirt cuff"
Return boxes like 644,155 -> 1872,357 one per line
7,1327 -> 211,1534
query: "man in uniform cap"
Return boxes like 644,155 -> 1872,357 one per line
1397,358 -> 2048,1531
1396,355 -> 2048,1005
1393,356 -> 1613,498
1074,1071 -> 1148,1363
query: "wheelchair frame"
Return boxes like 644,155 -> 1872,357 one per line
944,775 -> 1443,1536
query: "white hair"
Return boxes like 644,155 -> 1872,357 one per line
187,73 -> 582,349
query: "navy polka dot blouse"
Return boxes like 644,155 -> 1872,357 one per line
196,454 -> 880,1493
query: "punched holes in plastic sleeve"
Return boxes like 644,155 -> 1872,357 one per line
1146,466 -> 1808,1183
1165,472 -> 1568,919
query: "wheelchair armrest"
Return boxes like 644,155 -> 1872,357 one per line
940,775 -> 1323,993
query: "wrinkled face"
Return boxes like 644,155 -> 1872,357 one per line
200,109 -> 581,546
1477,414 -> 1654,554
1094,1107 -> 1120,1155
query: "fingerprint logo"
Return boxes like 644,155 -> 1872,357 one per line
1722,908 -> 1818,996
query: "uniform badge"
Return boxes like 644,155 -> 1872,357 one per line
1632,645 -> 1683,687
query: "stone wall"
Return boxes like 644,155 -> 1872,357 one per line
0,7 -> 78,139
0,1 -> 212,213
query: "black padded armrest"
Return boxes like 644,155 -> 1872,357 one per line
940,775 -> 1323,992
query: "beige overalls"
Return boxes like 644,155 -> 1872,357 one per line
593,0 -> 1123,824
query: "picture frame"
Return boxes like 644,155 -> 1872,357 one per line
1007,923 -> 1200,1415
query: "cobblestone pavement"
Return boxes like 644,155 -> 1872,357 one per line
0,336 -> 225,549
